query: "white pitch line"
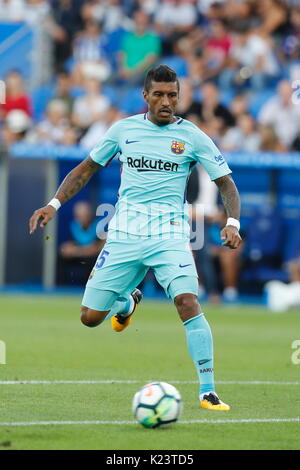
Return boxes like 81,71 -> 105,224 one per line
0,418 -> 299,427
0,380 -> 140,385
0,380 -> 299,385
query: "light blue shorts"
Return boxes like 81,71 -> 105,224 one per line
82,232 -> 199,311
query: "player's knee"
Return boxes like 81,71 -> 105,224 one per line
174,294 -> 200,320
80,306 -> 106,327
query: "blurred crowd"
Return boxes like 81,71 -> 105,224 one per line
1,0 -> 300,303
1,0 -> 300,152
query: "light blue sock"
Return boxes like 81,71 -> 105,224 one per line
183,313 -> 215,396
104,296 -> 132,321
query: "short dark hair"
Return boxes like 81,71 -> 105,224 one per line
144,65 -> 179,92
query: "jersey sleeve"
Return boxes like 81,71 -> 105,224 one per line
89,120 -> 122,166
192,127 -> 232,181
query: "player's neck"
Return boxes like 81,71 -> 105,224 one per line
146,112 -> 177,127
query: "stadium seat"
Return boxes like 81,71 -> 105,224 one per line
119,87 -> 146,115
241,205 -> 286,286
69,86 -> 85,99
104,28 -> 127,70
102,85 -> 120,106
157,56 -> 188,78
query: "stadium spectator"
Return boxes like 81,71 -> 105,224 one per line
23,0 -> 50,25
197,0 -> 226,17
80,106 -> 123,149
1,71 -> 32,119
191,82 -> 235,138
81,0 -> 133,33
207,2 -> 228,21
50,71 -> 74,117
219,26 -> 280,90
154,0 -> 197,55
258,124 -> 287,152
284,5 -> 300,63
72,20 -> 111,84
49,0 -> 86,72
27,99 -> 69,144
221,113 -> 260,152
258,79 -> 300,148
199,19 -> 232,82
229,93 -> 249,122
1,109 -> 31,146
60,125 -> 80,145
119,9 -> 161,85
133,0 -> 160,16
0,0 -> 50,23
71,77 -> 111,131
57,201 -> 104,285
222,0 -> 253,26
176,18 -> 232,85
252,0 -> 289,38
176,78 -> 199,118
0,0 -> 26,21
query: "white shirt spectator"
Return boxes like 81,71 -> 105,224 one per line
155,0 -> 197,28
26,99 -> 69,144
221,127 -> 261,152
73,94 -> 110,128
231,33 -> 279,76
80,120 -> 109,149
0,0 -> 49,24
258,96 -> 300,147
0,0 -> 26,21
197,0 -> 225,15
82,0 -> 133,33
138,0 -> 160,16
33,120 -> 67,143
23,0 -> 49,25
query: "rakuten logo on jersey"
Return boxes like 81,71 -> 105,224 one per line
127,156 -> 179,172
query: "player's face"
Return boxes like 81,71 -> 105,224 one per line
143,81 -> 179,126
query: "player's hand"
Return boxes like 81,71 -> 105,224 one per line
29,205 -> 56,234
220,225 -> 242,249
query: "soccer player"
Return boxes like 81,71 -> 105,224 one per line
29,65 -> 242,411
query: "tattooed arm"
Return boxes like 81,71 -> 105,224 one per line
29,157 -> 101,234
55,156 -> 101,204
214,174 -> 242,249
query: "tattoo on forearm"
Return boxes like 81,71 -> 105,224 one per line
55,157 -> 101,204
215,175 -> 241,219
56,172 -> 91,204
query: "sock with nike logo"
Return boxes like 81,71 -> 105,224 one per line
183,313 -> 215,396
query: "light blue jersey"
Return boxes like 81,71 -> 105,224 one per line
90,113 -> 231,237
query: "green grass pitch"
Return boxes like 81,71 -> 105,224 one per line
0,295 -> 299,450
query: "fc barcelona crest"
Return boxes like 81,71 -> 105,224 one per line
171,140 -> 185,155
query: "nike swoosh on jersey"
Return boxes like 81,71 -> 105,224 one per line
198,360 -> 210,366
125,139 -> 140,144
179,264 -> 192,268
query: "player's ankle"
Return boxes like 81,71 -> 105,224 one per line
119,296 -> 135,317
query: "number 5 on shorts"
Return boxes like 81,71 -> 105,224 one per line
96,250 -> 110,268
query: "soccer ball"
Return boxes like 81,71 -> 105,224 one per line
132,382 -> 182,428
